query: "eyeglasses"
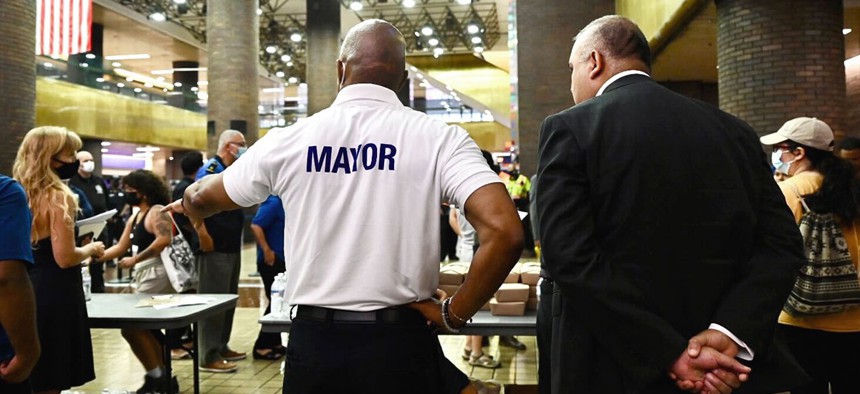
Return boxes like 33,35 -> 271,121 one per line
228,141 -> 247,148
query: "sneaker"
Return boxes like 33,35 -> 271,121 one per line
468,353 -> 500,369
219,349 -> 246,361
136,375 -> 179,394
499,335 -> 526,351
199,359 -> 238,373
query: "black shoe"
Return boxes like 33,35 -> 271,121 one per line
499,335 -> 526,351
136,375 -> 179,394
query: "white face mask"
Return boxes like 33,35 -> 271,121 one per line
771,149 -> 796,175
80,161 -> 95,173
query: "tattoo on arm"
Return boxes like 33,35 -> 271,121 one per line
136,212 -> 173,262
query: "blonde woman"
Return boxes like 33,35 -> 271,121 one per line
13,126 -> 104,394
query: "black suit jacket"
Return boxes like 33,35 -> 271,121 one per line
536,74 -> 808,393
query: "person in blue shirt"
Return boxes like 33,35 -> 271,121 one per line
250,195 -> 286,360
0,175 -> 40,393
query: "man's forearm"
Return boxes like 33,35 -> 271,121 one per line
0,262 -> 40,362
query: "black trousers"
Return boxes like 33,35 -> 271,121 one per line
536,277 -> 553,394
0,379 -> 31,394
254,257 -> 286,350
284,310 -> 468,394
780,324 -> 860,394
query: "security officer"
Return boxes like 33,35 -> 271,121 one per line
193,130 -> 247,373
168,20 -> 523,394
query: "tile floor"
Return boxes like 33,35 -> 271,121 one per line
64,246 -> 539,393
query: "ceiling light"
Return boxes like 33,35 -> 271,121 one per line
112,62 -> 122,67
350,1 -> 363,11
262,87 -> 282,93
197,80 -> 208,86
101,148 -> 109,153
105,54 -> 151,60
136,146 -> 161,152
457,0 -> 471,4
257,8 -> 263,15
266,45 -> 278,54
288,77 -> 299,84
134,88 -> 142,93
85,53 -> 96,59
428,38 -> 440,46
844,28 -> 853,35
433,47 -> 444,56
145,83 -> 153,87
43,62 -> 52,68
174,0 -> 187,3
281,54 -> 292,62
421,26 -> 434,36
101,141 -> 111,146
126,76 -> 133,81
79,63 -> 88,68
467,24 -> 480,34
287,61 -> 294,67
117,83 -> 125,88
190,86 -> 198,91
473,46 -> 484,53
149,12 -> 166,22
174,82 -> 182,87
403,0 -> 416,7
290,32 -> 302,42
96,77 -> 105,82
276,71 -> 285,78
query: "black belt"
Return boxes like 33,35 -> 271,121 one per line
295,305 -> 426,325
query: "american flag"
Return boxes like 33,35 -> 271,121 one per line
36,0 -> 93,56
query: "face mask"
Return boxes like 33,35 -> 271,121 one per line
54,160 -> 80,180
771,149 -> 796,175
123,192 -> 142,206
235,146 -> 248,158
81,161 -> 95,173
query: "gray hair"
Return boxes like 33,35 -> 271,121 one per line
574,15 -> 651,68
217,129 -> 243,151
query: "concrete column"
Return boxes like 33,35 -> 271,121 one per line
207,0 -> 260,152
0,1 -> 35,172
306,0 -> 340,115
515,0 -> 614,176
717,0 -> 845,138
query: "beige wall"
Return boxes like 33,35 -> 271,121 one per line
36,77 -> 207,150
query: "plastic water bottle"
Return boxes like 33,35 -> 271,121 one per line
270,273 -> 285,317
81,266 -> 92,301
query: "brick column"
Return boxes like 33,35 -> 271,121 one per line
515,0 -> 614,176
716,0 -> 845,138
0,1 -> 35,173
207,0 -> 260,152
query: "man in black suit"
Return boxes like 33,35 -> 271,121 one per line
536,15 -> 807,393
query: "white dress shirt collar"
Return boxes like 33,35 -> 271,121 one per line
332,83 -> 403,107
596,70 -> 651,97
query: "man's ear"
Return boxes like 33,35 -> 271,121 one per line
396,70 -> 409,91
336,59 -> 346,90
588,50 -> 604,80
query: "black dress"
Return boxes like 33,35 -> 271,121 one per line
28,237 -> 95,391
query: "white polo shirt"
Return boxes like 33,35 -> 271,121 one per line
223,83 -> 501,311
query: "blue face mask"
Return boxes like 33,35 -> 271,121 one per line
235,146 -> 247,158
771,149 -> 795,175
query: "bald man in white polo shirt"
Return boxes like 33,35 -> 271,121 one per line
167,19 -> 523,393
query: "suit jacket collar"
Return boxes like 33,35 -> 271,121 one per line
602,72 -> 653,95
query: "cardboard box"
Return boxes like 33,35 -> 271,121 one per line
520,265 -> 541,286
489,298 -> 526,316
438,285 -> 461,299
439,264 -> 468,285
527,297 -> 539,311
480,300 -> 490,311
495,283 -> 530,302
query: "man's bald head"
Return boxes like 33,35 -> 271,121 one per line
338,19 -> 407,92
573,16 -> 650,69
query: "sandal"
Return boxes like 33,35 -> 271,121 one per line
462,348 -> 472,361
253,348 -> 285,360
468,353 -> 500,369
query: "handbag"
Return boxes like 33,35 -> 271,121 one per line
160,212 -> 198,292
783,189 -> 860,316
